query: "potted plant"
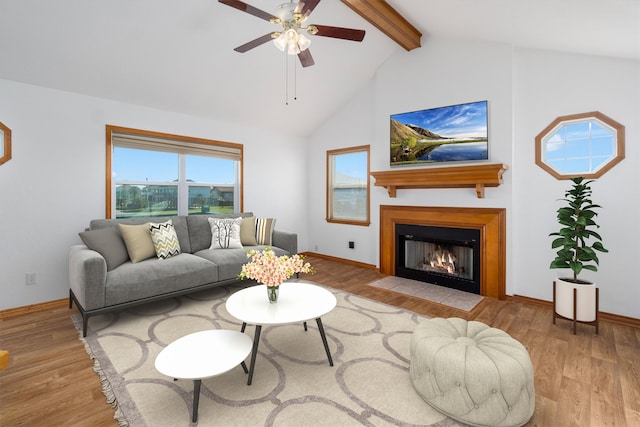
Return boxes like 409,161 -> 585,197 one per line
550,176 -> 608,325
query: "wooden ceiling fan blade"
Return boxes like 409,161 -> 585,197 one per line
233,33 -> 274,53
295,0 -> 321,17
218,0 -> 277,22
298,49 -> 315,67
311,25 -> 365,42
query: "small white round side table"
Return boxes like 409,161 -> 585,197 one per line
226,281 -> 337,385
155,329 -> 252,422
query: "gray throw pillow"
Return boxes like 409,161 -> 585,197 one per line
79,227 -> 130,271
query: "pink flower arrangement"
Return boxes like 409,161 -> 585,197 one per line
238,247 -> 314,287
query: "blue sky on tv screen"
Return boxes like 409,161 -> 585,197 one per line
391,101 -> 488,139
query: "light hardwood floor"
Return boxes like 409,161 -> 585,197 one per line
1,255 -> 639,426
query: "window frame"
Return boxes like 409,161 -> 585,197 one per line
106,125 -> 243,218
326,145 -> 370,226
535,111 -> 625,179
0,121 -> 11,166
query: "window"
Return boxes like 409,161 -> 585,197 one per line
107,125 -> 243,218
535,111 -> 624,179
0,121 -> 11,166
326,145 -> 370,225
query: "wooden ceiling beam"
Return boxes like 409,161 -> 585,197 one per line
340,0 -> 422,51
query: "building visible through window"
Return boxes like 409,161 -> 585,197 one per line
107,126 -> 243,218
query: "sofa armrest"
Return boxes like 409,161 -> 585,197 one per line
272,230 -> 297,255
69,245 -> 108,311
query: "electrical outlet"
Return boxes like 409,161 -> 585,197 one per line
26,272 -> 38,286
314,244 -> 318,251
348,241 -> 355,249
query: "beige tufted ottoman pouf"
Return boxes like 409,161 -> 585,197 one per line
410,317 -> 535,427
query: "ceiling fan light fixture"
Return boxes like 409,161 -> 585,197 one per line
273,32 -> 287,51
286,42 -> 300,55
284,28 -> 298,44
297,32 -> 311,51
273,28 -> 311,55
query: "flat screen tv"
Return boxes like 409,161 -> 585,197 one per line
390,100 -> 488,166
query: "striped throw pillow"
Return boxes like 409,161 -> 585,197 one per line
255,217 -> 276,245
149,220 -> 181,259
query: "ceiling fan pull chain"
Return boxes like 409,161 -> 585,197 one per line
294,54 -> 298,101
285,52 -> 289,106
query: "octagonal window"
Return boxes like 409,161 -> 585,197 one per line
535,111 -> 624,179
0,121 -> 11,166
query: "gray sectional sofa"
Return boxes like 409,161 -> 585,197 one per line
69,212 -> 297,336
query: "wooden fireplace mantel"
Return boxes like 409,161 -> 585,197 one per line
370,163 -> 508,198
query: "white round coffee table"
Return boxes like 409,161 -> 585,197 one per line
154,329 -> 252,422
226,280 -> 337,385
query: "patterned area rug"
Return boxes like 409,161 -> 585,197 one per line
74,283 -> 465,427
367,277 -> 484,312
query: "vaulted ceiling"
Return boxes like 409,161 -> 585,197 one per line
1,0 -> 638,137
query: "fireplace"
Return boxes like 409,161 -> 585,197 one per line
379,205 -> 506,299
396,224 -> 481,294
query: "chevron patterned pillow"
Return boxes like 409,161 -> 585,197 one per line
149,220 -> 181,259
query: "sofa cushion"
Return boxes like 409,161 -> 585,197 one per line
255,217 -> 276,245
90,216 -> 191,254
208,217 -> 243,249
195,245 -> 288,281
78,227 -> 129,271
119,223 -> 156,263
187,212 -> 253,253
149,220 -> 181,259
104,253 -> 219,306
240,216 -> 258,246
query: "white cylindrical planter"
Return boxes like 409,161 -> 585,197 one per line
554,278 -> 597,322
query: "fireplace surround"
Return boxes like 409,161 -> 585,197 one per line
379,205 -> 506,299
396,224 -> 481,294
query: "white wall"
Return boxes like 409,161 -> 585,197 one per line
513,48 -> 640,318
0,79 -> 308,310
306,80 -> 378,263
307,38 -> 640,318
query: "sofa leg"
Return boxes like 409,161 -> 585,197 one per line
69,290 -> 90,337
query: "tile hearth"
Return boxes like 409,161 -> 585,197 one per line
368,276 -> 484,311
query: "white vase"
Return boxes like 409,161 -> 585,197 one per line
554,278 -> 598,322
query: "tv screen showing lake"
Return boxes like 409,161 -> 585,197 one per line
390,100 -> 488,166
420,141 -> 488,162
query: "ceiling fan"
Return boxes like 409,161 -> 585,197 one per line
218,0 -> 366,67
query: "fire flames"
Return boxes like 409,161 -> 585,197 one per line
427,246 -> 456,274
